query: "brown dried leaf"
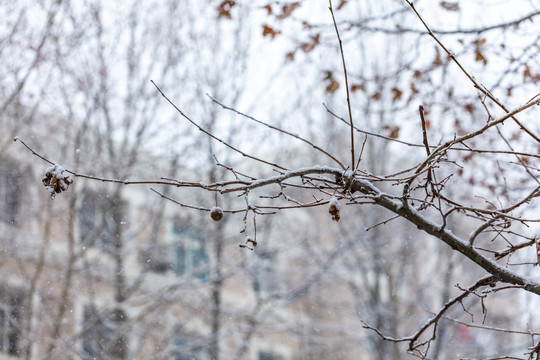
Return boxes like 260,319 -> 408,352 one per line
475,49 -> 487,65
462,153 -> 474,163
300,33 -> 320,53
464,103 -> 474,114
218,0 -> 236,19
410,82 -> 419,95
523,65 -> 531,80
285,50 -> 296,62
382,124 -> 400,139
371,91 -> 381,101
389,127 -> 399,139
474,38 -> 488,65
326,79 -> 339,94
391,87 -> 403,101
433,47 -> 442,66
278,2 -> 301,19
440,1 -> 459,11
350,83 -> 365,92
474,38 -> 487,47
336,0 -> 347,10
523,64 -> 540,82
262,24 -> 281,39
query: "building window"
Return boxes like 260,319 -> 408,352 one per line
141,244 -> 174,274
0,159 -> 22,226
141,219 -> 209,280
172,327 -> 210,360
172,219 -> 208,282
82,306 -> 127,360
258,351 -> 285,360
0,287 -> 25,356
252,250 -> 277,294
79,192 -> 126,253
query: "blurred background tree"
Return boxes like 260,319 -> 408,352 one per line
2,0 -> 540,359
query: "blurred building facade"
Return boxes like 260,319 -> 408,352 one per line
0,111 -> 529,360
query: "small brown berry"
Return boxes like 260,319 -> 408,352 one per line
210,206 -> 224,221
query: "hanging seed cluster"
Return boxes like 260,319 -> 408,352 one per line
328,196 -> 340,221
42,165 -> 73,199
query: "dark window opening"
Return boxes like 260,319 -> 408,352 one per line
258,351 -> 285,360
173,219 -> 208,282
82,306 -> 127,360
172,327 -> 210,360
79,192 -> 126,253
253,250 -> 276,294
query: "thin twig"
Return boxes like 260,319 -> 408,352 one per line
419,105 -> 434,187
346,9 -> 540,35
208,94 -> 345,169
150,188 -> 246,214
329,0 -> 355,170
325,104 -> 540,159
365,214 -> 400,231
404,99 -> 538,196
150,80 -> 287,171
13,137 -> 234,190
407,275 -> 497,351
441,315 -> 540,336
419,105 -> 430,157
405,1 -> 540,144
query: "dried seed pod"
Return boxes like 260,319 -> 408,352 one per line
210,206 -> 224,221
42,165 -> 73,199
239,236 -> 257,250
328,196 -> 340,221
246,237 -> 257,248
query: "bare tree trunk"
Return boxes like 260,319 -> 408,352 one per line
44,192 -> 78,360
210,222 -> 224,360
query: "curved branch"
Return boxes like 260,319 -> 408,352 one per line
15,136 -> 540,295
347,9 -> 540,35
404,99 -> 538,195
351,179 -> 540,295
